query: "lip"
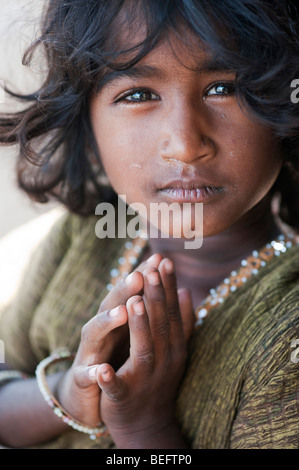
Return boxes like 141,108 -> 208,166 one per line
157,179 -> 224,203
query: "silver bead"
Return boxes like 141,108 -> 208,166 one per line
271,241 -> 284,251
195,318 -> 203,327
110,268 -> 119,277
198,308 -> 208,318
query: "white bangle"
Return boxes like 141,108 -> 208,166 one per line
35,349 -> 107,440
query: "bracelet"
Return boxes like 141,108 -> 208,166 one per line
35,349 -> 107,440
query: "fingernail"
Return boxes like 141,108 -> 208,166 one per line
133,299 -> 144,315
148,270 -> 160,285
101,369 -> 111,382
125,272 -> 134,285
109,306 -> 119,317
164,259 -> 173,273
147,254 -> 157,264
88,366 -> 98,380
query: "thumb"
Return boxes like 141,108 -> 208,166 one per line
97,363 -> 127,402
178,288 -> 194,341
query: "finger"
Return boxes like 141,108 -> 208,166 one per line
99,270 -> 144,313
133,252 -> 164,274
143,267 -> 170,358
97,363 -> 127,401
158,258 -> 185,348
98,253 -> 163,313
125,253 -> 164,294
77,305 -> 128,362
177,288 -> 195,341
73,363 -> 102,388
126,295 -> 155,373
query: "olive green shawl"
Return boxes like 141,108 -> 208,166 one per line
0,212 -> 298,449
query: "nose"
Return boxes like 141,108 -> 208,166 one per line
159,102 -> 214,165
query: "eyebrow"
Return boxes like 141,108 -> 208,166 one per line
97,65 -> 165,90
97,59 -> 234,91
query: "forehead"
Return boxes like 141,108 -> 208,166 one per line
102,15 -> 232,89
98,34 -> 232,93
107,1 -> 215,68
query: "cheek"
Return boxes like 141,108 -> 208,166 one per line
227,130 -> 283,205
206,104 -> 283,198
94,129 -> 157,210
91,109 -> 157,197
91,115 -> 135,188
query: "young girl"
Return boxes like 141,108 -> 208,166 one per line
0,0 -> 298,449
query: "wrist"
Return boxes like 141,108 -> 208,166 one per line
36,353 -> 106,439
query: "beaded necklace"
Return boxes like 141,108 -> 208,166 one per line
105,232 -> 296,327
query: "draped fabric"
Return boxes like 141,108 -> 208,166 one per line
0,211 -> 298,449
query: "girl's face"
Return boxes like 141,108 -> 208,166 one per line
90,35 -> 283,239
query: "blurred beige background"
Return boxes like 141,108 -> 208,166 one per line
0,0 -> 47,238
0,1 -> 64,308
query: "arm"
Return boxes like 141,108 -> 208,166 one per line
0,253 -> 168,447
0,278 -> 133,448
0,299 -> 130,447
0,373 -> 69,447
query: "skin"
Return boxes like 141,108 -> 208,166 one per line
0,31 -> 285,449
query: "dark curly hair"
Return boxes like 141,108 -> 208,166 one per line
0,0 -> 299,228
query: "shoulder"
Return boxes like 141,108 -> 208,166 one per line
232,243 -> 299,394
230,245 -> 299,448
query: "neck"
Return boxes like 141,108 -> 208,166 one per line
143,197 -> 280,303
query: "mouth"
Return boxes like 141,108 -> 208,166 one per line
157,179 -> 224,203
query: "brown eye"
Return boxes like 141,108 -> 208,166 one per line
117,89 -> 160,103
206,82 -> 235,96
127,91 -> 154,101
